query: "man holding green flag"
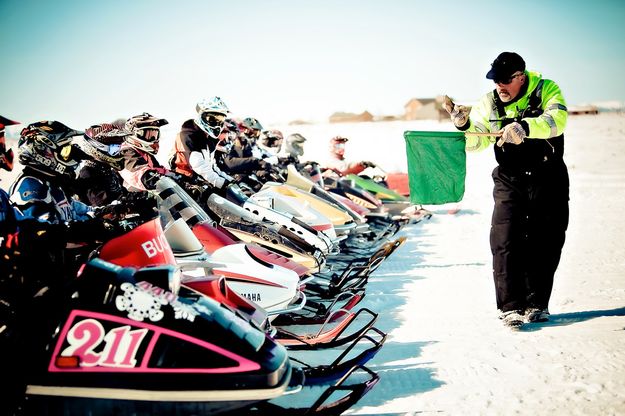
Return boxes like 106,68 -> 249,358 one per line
443,52 -> 569,329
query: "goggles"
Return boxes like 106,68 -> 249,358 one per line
251,129 -> 261,139
86,136 -> 122,156
201,112 -> 226,127
137,127 -> 160,143
494,72 -> 523,85
264,137 -> 283,148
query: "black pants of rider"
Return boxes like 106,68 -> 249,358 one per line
490,160 -> 569,313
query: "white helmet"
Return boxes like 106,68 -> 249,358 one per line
195,96 -> 229,139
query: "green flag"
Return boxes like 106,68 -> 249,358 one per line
404,130 -> 466,204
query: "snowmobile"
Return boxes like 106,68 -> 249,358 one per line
285,164 -> 369,228
256,172 -> 358,236
206,192 -> 328,273
224,183 -> 338,256
7,256 -> 297,415
156,177 -> 325,275
345,169 -> 432,222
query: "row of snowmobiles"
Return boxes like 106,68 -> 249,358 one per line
0,122 -> 430,416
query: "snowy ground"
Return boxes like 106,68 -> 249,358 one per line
2,114 -> 625,415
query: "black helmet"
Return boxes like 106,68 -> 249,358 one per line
284,133 -> 307,157
18,120 -> 83,178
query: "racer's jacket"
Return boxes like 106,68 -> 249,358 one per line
221,139 -> 263,174
9,168 -> 93,223
119,145 -> 169,192
170,119 -> 229,188
462,71 -> 568,172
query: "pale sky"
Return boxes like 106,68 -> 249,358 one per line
1,0 -> 624,127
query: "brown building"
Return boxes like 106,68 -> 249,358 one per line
404,96 -> 448,121
329,111 -> 374,123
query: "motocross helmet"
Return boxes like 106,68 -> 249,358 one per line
75,119 -> 129,170
0,115 -> 19,171
239,117 -> 263,142
221,117 -> 240,142
195,96 -> 229,139
124,112 -> 168,154
258,129 -> 284,153
18,120 -> 84,178
283,133 -> 307,157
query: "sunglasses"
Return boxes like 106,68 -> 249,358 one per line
494,72 -> 523,85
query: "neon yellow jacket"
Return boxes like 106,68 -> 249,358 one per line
464,71 -> 568,152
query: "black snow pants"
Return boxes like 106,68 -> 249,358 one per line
490,160 -> 569,312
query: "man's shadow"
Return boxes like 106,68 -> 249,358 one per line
523,306 -> 625,331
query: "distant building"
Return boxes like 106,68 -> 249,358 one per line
288,119 -> 313,126
567,105 -> 599,115
404,96 -> 448,121
375,115 -> 401,122
329,111 -> 374,123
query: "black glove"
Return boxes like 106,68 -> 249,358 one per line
184,183 -> 211,201
93,202 -> 127,220
258,160 -> 271,171
361,161 -> 376,168
141,170 -> 163,190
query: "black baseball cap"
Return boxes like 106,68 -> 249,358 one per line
486,52 -> 526,81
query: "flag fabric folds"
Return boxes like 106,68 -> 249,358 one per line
403,130 -> 466,204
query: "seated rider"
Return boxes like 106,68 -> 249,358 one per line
119,113 -> 172,191
169,97 -> 233,190
220,116 -> 271,176
72,119 -> 128,206
322,136 -> 375,176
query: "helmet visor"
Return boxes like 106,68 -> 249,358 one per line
137,127 -> 160,143
201,113 -> 226,127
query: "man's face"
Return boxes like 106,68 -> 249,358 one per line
495,72 -> 525,102
332,141 -> 346,158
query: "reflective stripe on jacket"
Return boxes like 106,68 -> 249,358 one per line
465,71 -> 568,152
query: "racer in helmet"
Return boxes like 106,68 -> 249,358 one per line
256,129 -> 283,164
323,136 -> 375,176
220,116 -> 271,176
72,120 -> 130,205
278,133 -> 306,162
170,97 -> 233,189
9,120 -> 93,223
258,129 -> 283,154
118,113 -> 173,191
239,117 -> 263,144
